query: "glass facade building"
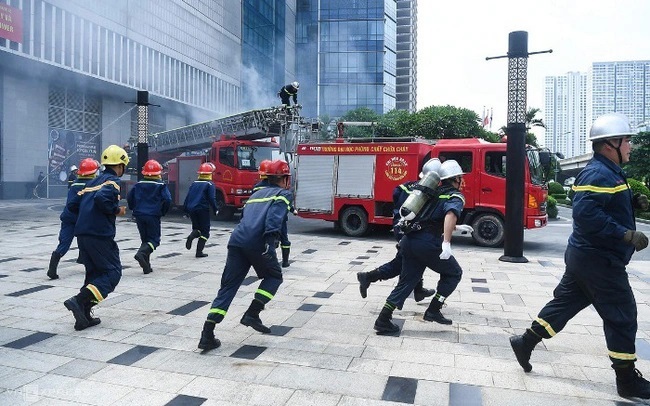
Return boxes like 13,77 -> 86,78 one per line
241,0 -> 296,109
296,0 -> 399,118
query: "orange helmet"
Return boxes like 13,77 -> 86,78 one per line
259,160 -> 272,177
142,159 -> 163,176
77,158 -> 100,176
198,162 -> 216,174
267,160 -> 290,176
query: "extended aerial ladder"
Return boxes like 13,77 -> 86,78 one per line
147,105 -> 319,159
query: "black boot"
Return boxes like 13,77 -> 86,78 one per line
423,299 -> 452,325
186,230 -> 200,250
374,305 -> 399,335
134,243 -> 154,274
357,269 -> 381,299
64,288 -> 94,330
47,251 -> 62,280
76,302 -> 101,331
241,299 -> 271,334
413,279 -> 435,302
198,321 -> 221,352
616,364 -> 650,399
196,238 -> 208,258
281,247 -> 290,268
509,329 -> 541,373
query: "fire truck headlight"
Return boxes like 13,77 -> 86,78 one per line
534,219 -> 542,228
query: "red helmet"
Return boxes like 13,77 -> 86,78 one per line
77,158 -> 100,176
142,159 -> 163,176
258,160 -> 272,176
267,160 -> 290,176
198,162 -> 216,174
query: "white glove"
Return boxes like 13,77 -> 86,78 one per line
439,241 -> 453,260
293,209 -> 298,215
455,224 -> 474,234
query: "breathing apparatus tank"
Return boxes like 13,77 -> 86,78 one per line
398,170 -> 441,222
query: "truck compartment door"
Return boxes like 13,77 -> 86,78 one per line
336,155 -> 374,198
295,155 -> 335,212
178,158 -> 203,206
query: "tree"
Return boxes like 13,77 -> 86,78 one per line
413,105 -> 484,139
625,131 -> 650,187
498,107 -> 544,147
339,107 -> 380,138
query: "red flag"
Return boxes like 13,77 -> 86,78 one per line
482,114 -> 489,128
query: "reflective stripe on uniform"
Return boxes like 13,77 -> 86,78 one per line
208,308 -> 227,316
439,193 -> 466,205
399,184 -> 413,194
572,184 -> 629,194
245,195 -> 291,210
86,284 -> 104,302
77,180 -> 120,195
256,289 -> 274,300
608,350 -> 637,361
534,317 -> 557,337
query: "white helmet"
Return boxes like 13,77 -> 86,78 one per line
419,158 -> 441,179
70,165 -> 78,172
291,81 -> 299,89
589,113 -> 635,142
438,160 -> 464,180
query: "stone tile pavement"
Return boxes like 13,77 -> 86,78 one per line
0,199 -> 649,405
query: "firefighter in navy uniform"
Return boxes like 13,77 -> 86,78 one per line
127,159 -> 172,274
278,81 -> 299,106
510,113 -> 650,400
252,159 -> 295,268
198,159 -> 293,352
63,145 -> 129,331
184,162 -> 218,258
47,158 -> 100,279
356,158 -> 442,301
67,164 -> 78,189
374,159 -> 468,335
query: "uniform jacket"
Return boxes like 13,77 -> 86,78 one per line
183,180 -> 217,214
407,184 -> 465,245
279,84 -> 298,103
70,168 -> 122,239
67,172 -> 77,189
127,178 -> 172,217
60,177 -> 93,224
228,184 -> 293,251
568,153 -> 636,263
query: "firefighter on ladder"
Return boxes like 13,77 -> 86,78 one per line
184,162 -> 218,258
198,160 -> 294,352
278,81 -> 299,106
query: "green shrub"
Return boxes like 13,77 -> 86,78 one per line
546,195 -> 558,219
628,178 -> 650,198
551,193 -> 567,200
548,181 -> 565,195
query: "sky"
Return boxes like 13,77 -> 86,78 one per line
416,0 -> 650,141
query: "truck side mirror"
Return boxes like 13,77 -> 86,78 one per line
538,151 -> 551,167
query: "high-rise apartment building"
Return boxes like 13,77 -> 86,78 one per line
296,0 -> 401,118
395,0 -> 417,112
588,60 -> 650,129
544,72 -> 588,159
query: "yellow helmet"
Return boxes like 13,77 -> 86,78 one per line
101,145 -> 130,166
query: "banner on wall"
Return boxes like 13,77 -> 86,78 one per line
48,128 -> 100,185
0,3 -> 23,43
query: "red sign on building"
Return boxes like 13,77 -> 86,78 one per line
0,3 -> 22,43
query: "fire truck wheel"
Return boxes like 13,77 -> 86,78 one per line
471,213 -> 505,248
340,206 -> 369,237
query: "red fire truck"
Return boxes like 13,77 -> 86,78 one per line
293,137 -> 548,247
165,136 -> 280,220
125,105 -> 314,220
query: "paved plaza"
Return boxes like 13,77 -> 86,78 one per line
0,199 -> 648,405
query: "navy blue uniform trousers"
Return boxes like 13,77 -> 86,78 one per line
531,245 -> 637,366
189,209 -> 211,239
77,236 -> 122,301
135,215 -> 162,248
207,246 -> 283,322
54,220 -> 75,256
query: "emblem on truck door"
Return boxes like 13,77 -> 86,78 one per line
385,156 -> 408,181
